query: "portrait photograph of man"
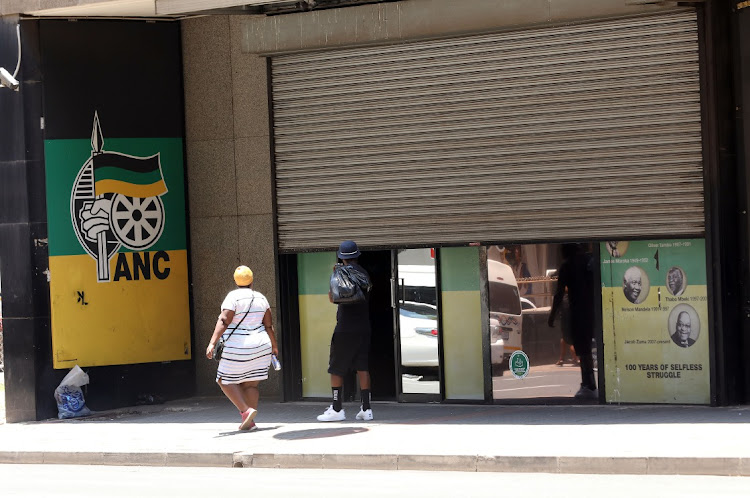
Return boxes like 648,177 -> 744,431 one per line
668,304 -> 699,348
605,241 -> 629,258
666,266 -> 687,296
623,266 -> 648,304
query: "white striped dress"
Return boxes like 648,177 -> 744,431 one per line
216,288 -> 272,384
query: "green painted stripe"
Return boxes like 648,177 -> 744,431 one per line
440,247 -> 480,292
298,252 -> 337,295
45,138 -> 186,256
600,239 -> 706,287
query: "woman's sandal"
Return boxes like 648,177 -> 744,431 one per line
555,360 -> 564,366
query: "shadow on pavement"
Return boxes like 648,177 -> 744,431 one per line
274,427 -> 369,440
215,425 -> 282,438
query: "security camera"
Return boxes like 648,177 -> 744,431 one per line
0,67 -> 19,91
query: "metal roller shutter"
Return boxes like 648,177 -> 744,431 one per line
271,10 -> 704,253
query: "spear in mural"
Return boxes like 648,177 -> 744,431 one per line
91,112 -> 110,282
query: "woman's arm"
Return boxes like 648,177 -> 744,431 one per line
263,308 -> 279,356
206,309 -> 235,359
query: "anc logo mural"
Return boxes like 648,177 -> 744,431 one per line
72,113 -> 168,282
46,112 -> 191,369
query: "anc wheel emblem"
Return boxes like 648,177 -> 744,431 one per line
110,194 -> 165,250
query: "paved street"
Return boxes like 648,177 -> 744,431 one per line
2,465 -> 750,498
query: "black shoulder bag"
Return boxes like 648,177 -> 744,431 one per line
213,293 -> 255,362
330,264 -> 372,304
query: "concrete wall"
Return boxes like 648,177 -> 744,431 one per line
181,15 -> 280,399
242,0 -> 681,54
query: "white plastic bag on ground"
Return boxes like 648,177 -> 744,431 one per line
54,365 -> 91,419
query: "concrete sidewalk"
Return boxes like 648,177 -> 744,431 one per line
0,395 -> 749,476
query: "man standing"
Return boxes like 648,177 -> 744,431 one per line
671,311 -> 695,348
318,240 -> 374,422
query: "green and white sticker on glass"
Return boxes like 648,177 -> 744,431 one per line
510,350 -> 530,379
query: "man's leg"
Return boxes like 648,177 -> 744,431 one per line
354,332 -> 373,417
579,353 -> 596,391
330,374 -> 344,412
317,372 -> 347,421
572,334 -> 597,399
357,370 -> 372,411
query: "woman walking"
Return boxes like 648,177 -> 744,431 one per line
206,266 -> 278,431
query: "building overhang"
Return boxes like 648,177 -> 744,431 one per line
0,0 -> 393,18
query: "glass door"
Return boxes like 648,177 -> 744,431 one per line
394,248 -> 441,401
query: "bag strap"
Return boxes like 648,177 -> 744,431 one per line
224,293 -> 256,342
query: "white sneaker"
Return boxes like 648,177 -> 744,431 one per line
355,407 -> 373,421
317,405 -> 345,421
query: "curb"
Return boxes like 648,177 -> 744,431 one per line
0,451 -> 233,467
1,451 -> 748,476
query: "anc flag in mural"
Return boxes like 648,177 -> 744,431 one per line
92,152 -> 168,198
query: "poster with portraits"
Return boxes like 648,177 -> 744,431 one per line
600,239 -> 710,404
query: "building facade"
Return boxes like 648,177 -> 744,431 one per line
0,0 -> 748,421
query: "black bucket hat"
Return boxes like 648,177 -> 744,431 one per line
337,240 -> 361,259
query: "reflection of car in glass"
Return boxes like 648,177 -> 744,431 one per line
490,317 -> 505,375
520,297 -> 536,310
488,260 -> 523,373
400,301 -> 438,373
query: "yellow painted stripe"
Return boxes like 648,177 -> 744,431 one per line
441,290 -> 484,400
299,294 -> 337,397
602,285 -> 710,404
50,251 -> 191,369
95,179 -> 167,197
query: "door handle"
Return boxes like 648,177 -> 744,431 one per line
390,278 -> 396,308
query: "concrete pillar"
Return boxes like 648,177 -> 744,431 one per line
181,15 -> 279,398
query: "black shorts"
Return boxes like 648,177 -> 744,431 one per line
328,331 -> 370,376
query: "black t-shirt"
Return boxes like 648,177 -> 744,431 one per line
335,263 -> 371,334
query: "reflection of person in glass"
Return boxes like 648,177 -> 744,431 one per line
623,267 -> 642,304
667,267 -> 685,296
548,243 -> 597,400
508,245 -> 532,296
671,311 -> 695,348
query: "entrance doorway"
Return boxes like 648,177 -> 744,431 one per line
357,250 -> 396,401
358,248 -> 443,402
394,248 -> 441,401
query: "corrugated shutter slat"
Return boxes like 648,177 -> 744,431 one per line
271,10 -> 704,252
